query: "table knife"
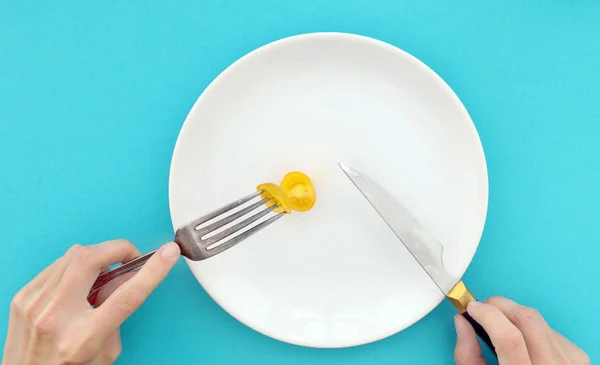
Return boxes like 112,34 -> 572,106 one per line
339,163 -> 496,357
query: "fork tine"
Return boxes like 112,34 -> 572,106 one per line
190,190 -> 263,227
207,212 -> 285,255
90,190 -> 285,296
204,204 -> 277,246
197,197 -> 270,236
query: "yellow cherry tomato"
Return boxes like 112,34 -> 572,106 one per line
280,171 -> 316,212
257,183 -> 292,214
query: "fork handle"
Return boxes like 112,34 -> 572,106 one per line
88,250 -> 157,299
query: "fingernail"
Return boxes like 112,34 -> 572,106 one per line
160,242 -> 180,259
467,301 -> 481,311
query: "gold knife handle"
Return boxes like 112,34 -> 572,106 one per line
446,281 -> 497,358
447,280 -> 476,313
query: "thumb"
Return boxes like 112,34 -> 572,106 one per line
454,315 -> 487,365
93,271 -> 137,307
93,241 -> 180,331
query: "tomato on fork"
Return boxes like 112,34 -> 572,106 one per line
256,183 -> 292,214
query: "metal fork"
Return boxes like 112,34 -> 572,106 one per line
88,190 -> 284,297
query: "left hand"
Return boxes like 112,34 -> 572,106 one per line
1,239 -> 180,365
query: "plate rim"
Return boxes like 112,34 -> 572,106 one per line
168,31 -> 489,348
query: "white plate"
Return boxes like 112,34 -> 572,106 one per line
169,32 -> 488,348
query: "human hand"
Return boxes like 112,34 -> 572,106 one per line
2,239 -> 180,365
454,297 -> 590,364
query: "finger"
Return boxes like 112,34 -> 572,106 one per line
89,254 -> 141,305
454,315 -> 487,365
58,240 -> 141,298
10,254 -> 72,361
4,265 -> 59,365
5,246 -> 82,363
467,301 -> 532,365
485,297 -> 554,364
6,259 -> 60,345
91,271 -> 137,307
25,256 -> 72,321
15,257 -> 64,321
552,330 -> 574,350
31,243 -> 82,298
551,330 -> 590,364
93,242 -> 180,331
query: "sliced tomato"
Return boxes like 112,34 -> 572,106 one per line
257,183 -> 292,214
280,171 -> 316,212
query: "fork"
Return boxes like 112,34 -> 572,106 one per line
88,190 -> 284,298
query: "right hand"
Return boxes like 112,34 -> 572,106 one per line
454,297 -> 590,364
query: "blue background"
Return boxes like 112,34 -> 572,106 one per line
1,1 -> 599,364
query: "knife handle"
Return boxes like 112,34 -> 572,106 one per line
461,311 -> 496,357
447,281 -> 497,358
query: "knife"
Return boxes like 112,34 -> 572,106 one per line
339,163 -> 496,357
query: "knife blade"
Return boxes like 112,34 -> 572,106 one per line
339,163 -> 496,357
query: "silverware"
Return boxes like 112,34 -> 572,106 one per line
89,190 -> 284,298
339,163 -> 497,358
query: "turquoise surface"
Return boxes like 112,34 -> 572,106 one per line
1,1 -> 599,364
